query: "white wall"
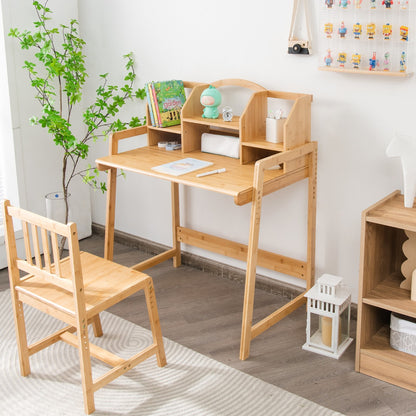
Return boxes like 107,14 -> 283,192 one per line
2,0 -> 82,218
4,0 -> 415,301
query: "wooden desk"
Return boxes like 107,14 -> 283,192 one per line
96,79 -> 317,360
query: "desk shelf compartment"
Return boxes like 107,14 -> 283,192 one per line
178,81 -> 313,170
356,191 -> 416,391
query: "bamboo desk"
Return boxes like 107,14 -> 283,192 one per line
96,134 -> 317,360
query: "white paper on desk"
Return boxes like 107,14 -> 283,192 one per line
151,158 -> 213,176
201,133 -> 240,159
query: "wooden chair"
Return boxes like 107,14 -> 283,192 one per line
2,200 -> 166,414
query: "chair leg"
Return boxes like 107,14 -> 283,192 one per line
144,278 -> 166,367
11,295 -> 31,376
91,314 -> 103,338
77,317 -> 95,414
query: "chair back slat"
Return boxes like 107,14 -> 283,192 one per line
41,228 -> 52,272
51,232 -> 62,277
22,221 -> 33,266
3,201 -> 77,293
31,224 -> 42,268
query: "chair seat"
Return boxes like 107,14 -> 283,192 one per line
16,251 -> 150,321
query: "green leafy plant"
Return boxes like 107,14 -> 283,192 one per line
9,0 -> 145,236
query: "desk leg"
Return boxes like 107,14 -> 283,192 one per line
306,147 -> 317,289
240,165 -> 264,361
171,182 -> 181,267
104,168 -> 117,261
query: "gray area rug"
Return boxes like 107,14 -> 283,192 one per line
0,290 -> 343,415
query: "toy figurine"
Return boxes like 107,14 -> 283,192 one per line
400,25 -> 409,41
398,0 -> 409,9
383,52 -> 391,70
353,23 -> 362,39
337,52 -> 347,67
369,52 -> 379,70
367,23 -> 376,39
400,51 -> 407,72
324,49 -> 334,66
339,21 -> 347,38
339,0 -> 350,7
369,0 -> 376,8
325,0 -> 334,7
354,0 -> 362,7
324,22 -> 334,38
351,53 -> 361,69
200,85 -> 222,119
382,0 -> 393,7
383,23 -> 392,39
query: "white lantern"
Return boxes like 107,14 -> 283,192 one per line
302,274 -> 353,359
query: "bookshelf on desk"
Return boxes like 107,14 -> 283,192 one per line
96,79 -> 317,360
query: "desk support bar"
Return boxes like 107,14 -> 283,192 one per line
104,168 -> 117,261
131,249 -> 178,272
177,226 -> 307,279
240,142 -> 317,360
251,292 -> 307,339
171,183 -> 181,267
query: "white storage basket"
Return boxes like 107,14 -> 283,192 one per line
390,313 -> 416,356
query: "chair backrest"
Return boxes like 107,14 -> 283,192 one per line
2,199 -> 83,294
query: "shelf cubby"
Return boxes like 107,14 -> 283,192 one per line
356,190 -> 416,391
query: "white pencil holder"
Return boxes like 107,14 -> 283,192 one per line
266,117 -> 285,144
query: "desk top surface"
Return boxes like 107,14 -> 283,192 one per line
96,146 -> 287,205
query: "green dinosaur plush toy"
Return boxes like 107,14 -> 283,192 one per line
200,85 -> 222,119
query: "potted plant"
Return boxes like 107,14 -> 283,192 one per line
9,0 -> 145,250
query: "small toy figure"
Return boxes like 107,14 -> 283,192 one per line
325,0 -> 334,7
324,22 -> 334,38
200,85 -> 222,119
382,0 -> 393,7
383,52 -> 391,70
339,21 -> 347,38
337,52 -> 347,67
400,25 -> 409,41
370,0 -> 376,8
369,52 -> 379,70
353,23 -> 362,39
354,0 -> 362,7
400,51 -> 407,72
383,23 -> 392,40
324,49 -> 334,66
367,23 -> 376,39
398,0 -> 409,9
351,53 -> 362,69
339,0 -> 350,7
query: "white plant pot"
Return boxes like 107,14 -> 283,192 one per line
45,191 -> 92,240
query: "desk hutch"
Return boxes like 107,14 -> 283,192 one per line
96,79 -> 317,360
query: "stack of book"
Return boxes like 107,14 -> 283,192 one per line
145,80 -> 186,128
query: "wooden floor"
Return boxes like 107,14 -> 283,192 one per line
1,234 -> 416,415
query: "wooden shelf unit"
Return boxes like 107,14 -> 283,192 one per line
356,190 -> 416,391
318,66 -> 413,77
148,79 -> 314,168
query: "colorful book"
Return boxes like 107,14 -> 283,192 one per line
145,82 -> 159,127
145,83 -> 155,126
151,158 -> 213,176
151,82 -> 162,127
153,80 -> 186,128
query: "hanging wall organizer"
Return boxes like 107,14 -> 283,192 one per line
319,0 -> 414,76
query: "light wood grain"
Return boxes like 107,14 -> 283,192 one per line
96,79 -> 316,361
2,200 -> 167,414
356,191 -> 416,392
